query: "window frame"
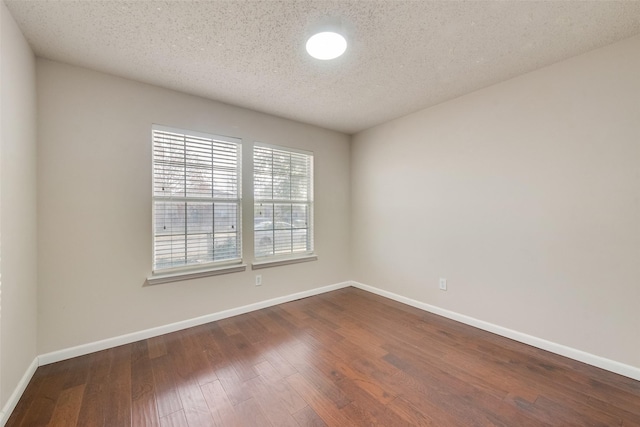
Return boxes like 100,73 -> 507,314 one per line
252,142 -> 315,264
149,124 -> 244,282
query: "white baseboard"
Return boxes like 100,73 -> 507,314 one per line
350,281 -> 640,381
38,281 -> 351,366
6,279 -> 638,426
0,357 -> 38,427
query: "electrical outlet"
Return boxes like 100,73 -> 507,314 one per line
255,274 -> 262,286
439,278 -> 447,291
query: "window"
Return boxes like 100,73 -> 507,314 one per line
254,144 -> 314,259
152,125 -> 242,273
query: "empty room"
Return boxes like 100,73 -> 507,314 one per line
1,0 -> 639,425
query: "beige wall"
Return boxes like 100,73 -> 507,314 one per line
351,35 -> 640,368
0,1 -> 38,409
36,59 -> 350,354
9,9 -> 639,384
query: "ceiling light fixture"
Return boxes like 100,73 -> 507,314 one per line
306,32 -> 347,60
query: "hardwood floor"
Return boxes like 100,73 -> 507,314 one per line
7,287 -> 640,426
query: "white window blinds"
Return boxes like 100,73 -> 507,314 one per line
152,126 -> 242,272
254,144 -> 314,258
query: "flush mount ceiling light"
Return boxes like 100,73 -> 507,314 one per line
306,32 -> 347,60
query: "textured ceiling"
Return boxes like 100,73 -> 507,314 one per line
5,1 -> 640,134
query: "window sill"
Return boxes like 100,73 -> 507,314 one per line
146,263 -> 247,285
251,254 -> 318,270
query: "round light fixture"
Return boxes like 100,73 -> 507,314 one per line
306,32 -> 347,60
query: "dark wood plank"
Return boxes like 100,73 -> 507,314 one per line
253,360 -> 307,414
103,345 -> 132,427
147,335 -> 167,359
234,314 -> 270,344
277,342 -> 353,410
74,349 -> 114,426
131,340 -> 160,427
47,384 -> 85,427
150,354 -> 183,418
164,331 -> 215,426
286,372 -> 354,426
292,405 -> 328,427
5,287 -> 640,426
179,326 -> 219,386
6,363 -> 63,427
245,375 -> 299,427
387,395 -> 435,426
233,397 -> 272,426
13,362 -> 70,426
200,380 -> 242,427
208,323 -> 261,382
159,410 -> 188,427
214,363 -> 253,407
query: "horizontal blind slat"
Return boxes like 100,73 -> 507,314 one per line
153,126 -> 242,271
253,144 -> 313,258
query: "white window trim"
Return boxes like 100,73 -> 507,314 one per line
146,263 -> 247,286
151,124 -> 243,279
253,141 -> 313,156
251,254 -> 317,270
252,142 -> 315,262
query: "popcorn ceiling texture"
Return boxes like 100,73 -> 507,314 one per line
5,0 -> 640,134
